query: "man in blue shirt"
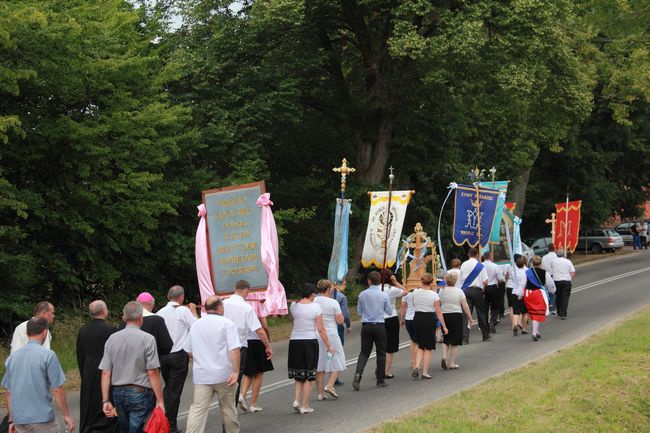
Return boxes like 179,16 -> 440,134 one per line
3,317 -> 74,433
352,271 -> 392,391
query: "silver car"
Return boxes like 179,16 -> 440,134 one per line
577,229 -> 624,253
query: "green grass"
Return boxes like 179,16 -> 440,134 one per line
371,307 -> 650,433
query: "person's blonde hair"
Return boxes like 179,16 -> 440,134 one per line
445,272 -> 458,287
317,279 -> 333,293
421,273 -> 434,285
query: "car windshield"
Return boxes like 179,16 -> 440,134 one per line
606,229 -> 619,236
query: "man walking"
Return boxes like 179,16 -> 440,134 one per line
222,280 -> 273,411
11,301 -> 55,353
131,292 -> 173,360
551,249 -> 576,320
459,248 -> 489,343
185,296 -> 241,433
156,286 -> 198,433
76,301 -> 117,433
100,302 -> 165,433
481,252 -> 500,334
352,271 -> 392,391
3,317 -> 75,433
541,243 -> 558,314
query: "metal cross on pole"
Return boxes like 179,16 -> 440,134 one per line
332,158 -> 356,193
545,212 -> 557,242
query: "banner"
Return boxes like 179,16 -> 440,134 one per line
555,200 -> 582,253
452,184 -> 500,248
481,207 -> 522,264
327,198 -> 351,284
505,202 -> 516,212
361,191 -> 412,268
479,180 -> 509,243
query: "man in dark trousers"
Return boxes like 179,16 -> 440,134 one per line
120,292 -> 173,360
459,248 -> 489,343
76,300 -> 117,433
352,271 -> 392,391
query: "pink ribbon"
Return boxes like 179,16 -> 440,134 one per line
257,193 -> 288,315
195,204 -> 215,304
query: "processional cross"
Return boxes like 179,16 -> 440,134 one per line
332,158 -> 356,193
545,212 -> 556,241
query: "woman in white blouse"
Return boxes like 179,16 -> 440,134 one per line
438,272 -> 474,369
379,269 -> 407,379
411,273 -> 447,379
313,279 -> 345,400
288,283 -> 334,414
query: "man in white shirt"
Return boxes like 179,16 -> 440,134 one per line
185,296 -> 241,433
156,285 -> 198,433
222,280 -> 273,411
459,248 -> 489,343
11,302 -> 55,354
541,243 -> 558,314
551,249 -> 576,319
481,252 -> 500,333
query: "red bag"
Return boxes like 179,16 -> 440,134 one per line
144,407 -> 170,433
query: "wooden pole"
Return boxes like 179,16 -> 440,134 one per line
564,193 -> 569,254
381,167 -> 395,273
475,183 -> 482,248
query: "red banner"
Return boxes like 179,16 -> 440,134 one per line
554,200 -> 582,253
504,202 -> 516,212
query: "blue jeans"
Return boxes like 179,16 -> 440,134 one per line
549,292 -> 557,311
337,324 -> 345,346
112,387 -> 154,433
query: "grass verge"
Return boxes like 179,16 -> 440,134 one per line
370,306 -> 650,433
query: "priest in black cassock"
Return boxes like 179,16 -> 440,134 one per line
76,300 -> 118,433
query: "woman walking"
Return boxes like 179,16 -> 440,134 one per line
438,272 -> 474,369
313,279 -> 346,401
524,256 -> 556,341
509,255 -> 529,336
399,289 -> 417,369
411,273 -> 447,379
380,269 -> 407,378
288,283 -> 334,414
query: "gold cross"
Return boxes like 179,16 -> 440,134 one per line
545,212 -> 556,241
332,158 -> 356,192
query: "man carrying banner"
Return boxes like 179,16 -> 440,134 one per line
481,252 -> 500,334
459,248 -> 489,343
551,249 -> 576,320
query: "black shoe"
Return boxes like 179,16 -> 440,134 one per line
513,326 -> 518,336
352,374 -> 361,391
334,379 -> 344,386
560,316 -> 567,320
482,334 -> 491,342
532,334 -> 539,342
376,381 -> 389,388
489,324 -> 496,334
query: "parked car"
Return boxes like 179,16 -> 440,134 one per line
614,221 -> 647,246
524,237 -> 553,256
576,229 -> 624,254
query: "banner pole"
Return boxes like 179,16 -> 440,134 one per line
564,193 -> 569,254
381,167 -> 395,282
475,183 -> 482,248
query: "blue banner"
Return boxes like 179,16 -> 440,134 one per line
479,180 -> 509,243
327,198 -> 351,284
452,184 -> 500,248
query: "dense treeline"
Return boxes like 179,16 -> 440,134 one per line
1,0 -> 648,331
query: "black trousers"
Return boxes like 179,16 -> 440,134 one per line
497,281 -> 506,316
160,350 -> 189,428
555,280 -> 572,317
463,286 -> 489,339
355,323 -> 387,382
484,284 -> 500,326
235,347 -> 248,404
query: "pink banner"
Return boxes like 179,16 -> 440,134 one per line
195,204 -> 215,304
257,193 -> 288,315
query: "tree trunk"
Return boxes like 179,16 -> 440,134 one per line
509,166 -> 532,217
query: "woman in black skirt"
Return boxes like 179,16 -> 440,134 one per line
411,273 -> 447,379
379,269 -> 407,378
438,272 -> 474,370
288,283 -> 334,414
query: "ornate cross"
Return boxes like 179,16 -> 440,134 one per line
545,212 -> 556,241
332,158 -> 356,192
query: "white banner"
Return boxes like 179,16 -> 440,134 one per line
361,191 -> 412,268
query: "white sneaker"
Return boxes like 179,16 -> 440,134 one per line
317,394 -> 328,401
249,406 -> 263,412
292,400 -> 300,412
238,395 -> 248,412
300,407 -> 314,414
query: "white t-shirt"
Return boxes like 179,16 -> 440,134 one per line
412,289 -> 440,313
381,286 -> 405,318
185,314 -> 241,385
223,295 -> 261,348
483,260 -> 499,285
402,293 -> 416,320
11,321 -> 52,354
290,302 -> 322,340
551,257 -> 576,281
512,266 -> 528,297
156,302 -> 197,353
459,258 -> 488,288
313,296 -> 342,335
439,287 -> 466,314
541,252 -> 557,277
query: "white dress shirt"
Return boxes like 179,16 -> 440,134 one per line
541,252 -> 557,277
459,258 -> 488,288
512,266 -> 528,297
184,314 -> 241,385
412,289 -> 440,313
223,294 -> 262,348
483,260 -> 499,285
551,257 -> 576,281
11,321 -> 52,354
382,286 -> 405,318
156,301 -> 197,353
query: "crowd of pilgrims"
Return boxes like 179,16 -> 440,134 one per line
2,245 -> 576,433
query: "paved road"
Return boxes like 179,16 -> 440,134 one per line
43,250 -> 650,432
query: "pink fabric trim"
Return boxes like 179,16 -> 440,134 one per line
246,291 -> 268,318
195,204 -> 215,304
257,193 -> 288,315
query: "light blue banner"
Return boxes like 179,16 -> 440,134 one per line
479,180 -> 509,243
327,198 -> 351,284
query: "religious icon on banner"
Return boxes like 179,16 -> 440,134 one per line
361,191 -> 412,268
452,184 -> 500,248
554,200 -> 582,253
